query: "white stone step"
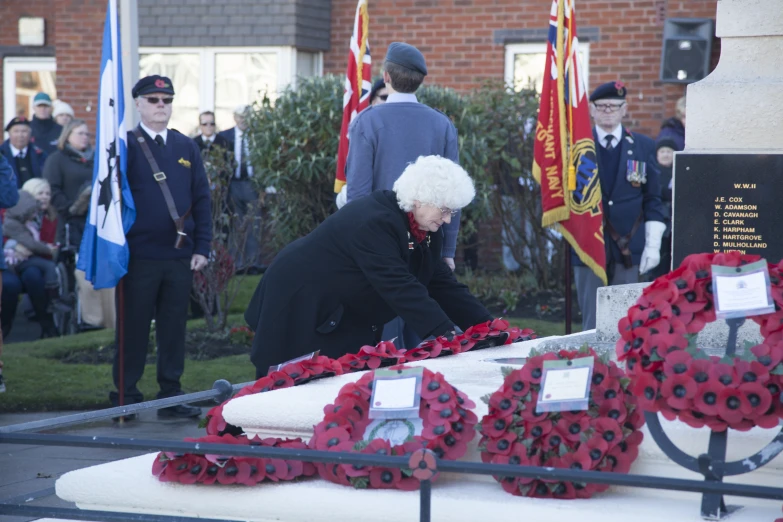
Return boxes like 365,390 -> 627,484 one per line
54,335 -> 783,522
55,452 -> 782,522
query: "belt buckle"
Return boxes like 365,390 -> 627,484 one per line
153,172 -> 166,182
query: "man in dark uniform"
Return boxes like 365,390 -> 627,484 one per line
194,111 -> 230,153
111,75 -> 212,420
0,117 -> 47,187
573,81 -> 666,330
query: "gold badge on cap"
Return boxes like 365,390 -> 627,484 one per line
178,158 -> 191,168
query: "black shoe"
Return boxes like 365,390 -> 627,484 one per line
111,413 -> 137,422
157,404 -> 201,418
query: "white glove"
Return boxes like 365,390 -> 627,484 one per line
335,185 -> 348,209
639,220 -> 666,275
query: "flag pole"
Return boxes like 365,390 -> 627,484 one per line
565,244 -> 572,334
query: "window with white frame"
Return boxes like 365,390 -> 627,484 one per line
139,47 -> 322,136
504,42 -> 590,94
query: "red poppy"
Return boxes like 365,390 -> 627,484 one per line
605,444 -> 635,474
267,370 -> 295,389
216,459 -> 255,485
598,398 -> 628,425
416,339 -> 443,358
401,348 -> 431,362
480,413 -> 512,438
428,388 -> 457,412
751,342 -> 783,369
738,382 -> 772,417
486,432 -> 518,455
421,372 -> 448,400
642,277 -> 678,305
518,355 -> 546,384
716,388 -> 751,424
555,415 -> 590,442
422,421 -> 451,440
734,360 -> 770,385
518,392 -> 548,422
162,454 -> 208,484
677,409 -> 707,429
489,391 -> 517,418
709,362 -> 738,387
585,437 -> 610,464
661,373 -> 697,410
663,350 -> 693,377
525,419 -> 553,441
590,418 -> 623,449
312,426 -> 350,451
502,370 -> 529,398
631,372 -> 660,411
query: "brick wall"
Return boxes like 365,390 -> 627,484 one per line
0,0 -> 104,132
324,0 -> 720,138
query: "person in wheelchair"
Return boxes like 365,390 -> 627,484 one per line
44,119 -> 115,332
3,178 -> 70,337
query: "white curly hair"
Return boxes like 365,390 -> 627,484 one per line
393,155 -> 475,212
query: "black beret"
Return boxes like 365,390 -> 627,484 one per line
656,137 -> 679,151
132,75 -> 175,98
369,78 -> 387,103
384,42 -> 428,76
5,116 -> 31,132
589,81 -> 627,102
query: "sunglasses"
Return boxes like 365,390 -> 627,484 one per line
143,96 -> 174,105
379,94 -> 388,101
200,122 -> 216,126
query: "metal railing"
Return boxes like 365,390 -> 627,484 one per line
2,379 -> 782,522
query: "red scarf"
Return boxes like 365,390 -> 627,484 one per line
407,212 -> 427,244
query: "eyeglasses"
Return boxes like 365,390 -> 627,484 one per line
143,96 -> 174,105
200,122 -> 216,126
438,207 -> 459,216
379,94 -> 388,101
593,102 -> 625,113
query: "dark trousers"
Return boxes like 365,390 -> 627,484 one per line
1,266 -> 50,337
110,258 -> 193,406
1,270 -> 23,337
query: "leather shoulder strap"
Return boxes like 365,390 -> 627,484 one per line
131,126 -> 190,248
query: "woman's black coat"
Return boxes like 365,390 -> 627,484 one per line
43,147 -> 93,248
245,190 -> 492,376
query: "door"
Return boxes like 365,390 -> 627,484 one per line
3,56 -> 57,134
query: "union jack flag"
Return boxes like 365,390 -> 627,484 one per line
334,0 -> 371,194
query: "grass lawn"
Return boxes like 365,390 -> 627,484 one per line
0,274 -> 579,413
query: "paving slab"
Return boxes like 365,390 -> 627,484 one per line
0,408 -> 209,522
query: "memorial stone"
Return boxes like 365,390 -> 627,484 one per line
672,154 -> 783,267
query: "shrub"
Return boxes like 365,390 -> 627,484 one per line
246,75 -> 343,251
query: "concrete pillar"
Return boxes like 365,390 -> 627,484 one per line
685,0 -> 783,151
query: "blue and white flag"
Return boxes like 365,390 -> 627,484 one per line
77,0 -> 136,289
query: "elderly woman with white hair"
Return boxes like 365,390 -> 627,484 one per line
245,155 -> 492,377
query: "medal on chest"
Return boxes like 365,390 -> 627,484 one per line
626,160 -> 647,188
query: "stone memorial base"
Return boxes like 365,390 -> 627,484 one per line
54,321 -> 783,522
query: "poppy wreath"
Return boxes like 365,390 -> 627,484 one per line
203,319 -> 534,437
151,319 -> 534,486
617,252 -> 783,432
308,366 -> 477,490
152,434 -> 316,485
478,347 -> 644,499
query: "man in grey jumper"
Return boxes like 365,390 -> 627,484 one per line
345,42 -> 461,270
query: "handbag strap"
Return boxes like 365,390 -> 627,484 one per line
604,211 -> 644,269
131,127 -> 190,248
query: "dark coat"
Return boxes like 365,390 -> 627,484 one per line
0,155 -> 20,270
656,118 -> 685,151
43,146 -> 94,248
125,127 -> 212,259
245,190 -> 492,376
573,128 -> 666,267
29,116 -> 63,155
194,134 -> 231,153
0,141 -> 47,187
217,127 -> 236,150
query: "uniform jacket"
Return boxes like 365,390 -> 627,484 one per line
43,146 -> 94,248
344,101 -> 461,258
573,128 -> 665,267
245,190 -> 492,376
194,133 -> 231,153
125,127 -> 212,259
0,155 -> 20,270
0,140 -> 47,187
29,116 -> 63,155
